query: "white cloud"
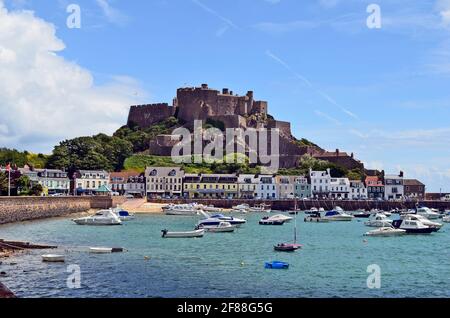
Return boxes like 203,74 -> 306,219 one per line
0,2 -> 145,152
436,0 -> 450,25
319,0 -> 339,9
95,0 -> 129,26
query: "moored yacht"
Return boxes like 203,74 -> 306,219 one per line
304,212 -> 329,223
400,214 -> 443,232
268,214 -> 293,223
364,226 -> 406,237
323,210 -> 354,221
416,207 -> 440,220
259,216 -> 285,225
197,212 -> 246,227
197,222 -> 235,233
392,219 -> 434,234
163,204 -> 199,216
73,209 -> 122,226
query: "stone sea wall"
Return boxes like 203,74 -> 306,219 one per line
0,196 -> 125,225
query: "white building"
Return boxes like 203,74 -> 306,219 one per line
145,167 -> 184,199
294,176 -> 312,199
255,175 -> 277,200
310,168 -> 331,199
349,180 -> 367,200
384,172 -> 404,201
20,167 -> 70,195
237,174 -> 258,199
73,170 -> 110,195
330,178 -> 350,199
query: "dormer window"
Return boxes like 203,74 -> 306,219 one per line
150,169 -> 157,176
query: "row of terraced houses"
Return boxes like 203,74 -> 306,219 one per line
1,165 -> 426,201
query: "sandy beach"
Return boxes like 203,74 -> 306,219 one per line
119,199 -> 166,214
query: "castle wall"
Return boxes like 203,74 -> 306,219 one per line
127,103 -> 176,128
267,120 -> 292,136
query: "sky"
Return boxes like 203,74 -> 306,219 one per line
0,0 -> 450,191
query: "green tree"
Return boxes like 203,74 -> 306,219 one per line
16,175 -> 32,195
30,183 -> 43,196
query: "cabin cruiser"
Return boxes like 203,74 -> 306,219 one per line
364,213 -> 393,228
304,212 -> 329,223
392,219 -> 434,234
73,209 -> 122,226
197,211 -> 246,227
364,226 -> 406,237
353,211 -> 371,218
400,214 -> 443,232
197,221 -> 235,233
443,213 -> 450,223
163,204 -> 199,216
305,207 -> 319,214
232,203 -> 250,211
323,210 -> 354,221
416,207 -> 440,220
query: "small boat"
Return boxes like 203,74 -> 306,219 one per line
443,214 -> 450,223
353,211 -> 371,218
73,209 -> 122,226
305,207 -> 318,214
364,213 -> 393,227
400,214 -> 443,232
161,229 -> 205,238
197,212 -> 247,227
89,247 -> 113,254
42,254 -> 65,263
232,203 -> 250,211
249,204 -> 271,213
304,212 -> 329,223
392,219 -> 434,234
323,210 -> 354,221
197,222 -> 235,233
264,261 -> 289,269
274,243 -> 302,252
364,226 -> 406,237
164,204 -> 199,216
268,214 -> 293,223
416,207 -> 441,220
382,211 -> 392,217
259,216 -> 285,225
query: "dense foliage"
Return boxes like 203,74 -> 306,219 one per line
0,148 -> 48,168
46,134 -> 133,175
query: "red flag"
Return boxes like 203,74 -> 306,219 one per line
6,163 -> 11,172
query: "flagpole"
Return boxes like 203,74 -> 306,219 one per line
8,168 -> 11,197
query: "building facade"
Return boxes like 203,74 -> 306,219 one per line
294,176 -> 311,199
310,168 -> 331,199
35,169 -> 70,195
276,176 -> 297,199
384,172 -> 404,201
182,174 -> 238,199
145,167 -> 183,199
329,178 -> 350,199
255,175 -> 277,200
72,170 -> 110,195
365,176 -> 384,200
349,180 -> 368,200
126,174 -> 146,197
237,174 -> 258,199
403,179 -> 425,200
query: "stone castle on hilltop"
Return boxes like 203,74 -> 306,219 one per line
127,84 -> 364,170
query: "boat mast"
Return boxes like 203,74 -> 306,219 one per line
294,195 -> 298,244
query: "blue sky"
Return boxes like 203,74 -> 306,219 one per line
1,0 -> 450,191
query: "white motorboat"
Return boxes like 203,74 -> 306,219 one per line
416,207 -> 440,220
382,211 -> 392,217
161,229 -> 205,238
197,211 -> 247,227
401,214 -> 443,232
73,209 -> 122,226
232,203 -> 250,211
249,204 -> 271,213
268,214 -> 293,223
164,204 -> 199,216
364,226 -> 406,237
364,213 -> 393,227
198,222 -> 235,233
392,219 -> 434,234
259,216 -> 285,225
42,254 -> 65,262
323,210 -> 354,221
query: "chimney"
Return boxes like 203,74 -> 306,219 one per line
201,84 -> 208,89
336,149 -> 339,157
222,88 -> 229,95
230,91 -> 234,95
351,152 -> 354,158
399,171 -> 404,178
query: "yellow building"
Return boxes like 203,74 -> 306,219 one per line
183,174 -> 238,199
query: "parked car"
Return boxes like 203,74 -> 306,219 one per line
125,194 -> 134,199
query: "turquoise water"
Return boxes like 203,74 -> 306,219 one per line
1,213 -> 450,298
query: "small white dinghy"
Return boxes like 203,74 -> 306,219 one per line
42,254 -> 65,263
89,247 -> 113,254
161,229 -> 205,238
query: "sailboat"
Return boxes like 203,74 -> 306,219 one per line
274,201 -> 302,252
288,196 -> 302,215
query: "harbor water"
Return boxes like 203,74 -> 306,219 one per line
1,212 -> 450,298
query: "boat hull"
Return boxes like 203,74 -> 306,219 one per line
161,229 -> 205,238
73,218 -> 122,226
